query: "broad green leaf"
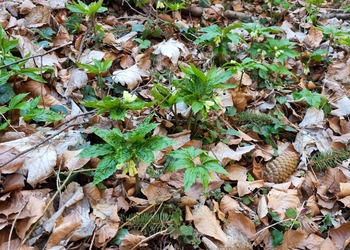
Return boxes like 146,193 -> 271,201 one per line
115,147 -> 133,163
79,144 -> 115,158
0,120 -> 10,130
0,70 -> 11,85
32,110 -> 63,122
142,136 -> 174,151
93,128 -> 124,148
9,93 -> 29,109
196,167 -> 210,191
0,106 -> 9,114
135,148 -> 154,164
167,158 -> 195,172
285,208 -> 297,219
271,229 -> 284,247
92,154 -> 118,185
126,122 -> 158,143
0,83 -> 15,105
191,101 -> 203,114
183,167 -> 197,191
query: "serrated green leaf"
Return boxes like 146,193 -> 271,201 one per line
93,128 -> 124,148
183,167 -> 197,191
167,158 -> 195,172
191,101 -> 203,114
115,147 -> 133,163
142,136 -> 174,151
92,154 -> 118,185
79,144 -> 115,158
32,110 -> 63,122
135,148 -> 154,164
126,121 -> 158,143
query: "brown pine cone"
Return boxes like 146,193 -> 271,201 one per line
263,151 -> 299,183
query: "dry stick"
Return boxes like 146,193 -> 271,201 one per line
0,42 -> 72,70
130,229 -> 169,250
0,122 -> 86,168
8,201 -> 28,250
53,110 -> 96,130
76,22 -> 92,62
252,218 -> 294,238
21,170 -> 74,246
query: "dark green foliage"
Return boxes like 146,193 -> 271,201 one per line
311,149 -> 350,171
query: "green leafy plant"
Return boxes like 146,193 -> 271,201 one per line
319,213 -> 333,233
79,117 -> 173,185
194,23 -> 244,64
173,64 -> 235,130
134,38 -> 151,50
166,147 -> 228,191
317,25 -> 350,58
66,0 -> 107,36
292,89 -> 330,114
0,93 -> 63,130
82,91 -> 152,121
77,58 -> 112,86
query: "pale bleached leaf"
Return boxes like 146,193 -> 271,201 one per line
112,64 -> 149,89
153,38 -> 189,65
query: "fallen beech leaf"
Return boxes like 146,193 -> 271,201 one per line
141,180 -> 173,204
119,233 -> 147,250
267,189 -> 300,220
209,142 -> 255,166
47,212 -> 82,248
227,211 -> 256,238
153,38 -> 189,65
192,205 -> 228,244
277,229 -> 308,250
237,180 -> 264,197
112,64 -> 149,89
329,222 -> 350,249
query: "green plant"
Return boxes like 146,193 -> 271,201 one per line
242,23 -> 282,41
319,213 -> 333,233
292,89 -> 331,114
79,116 -> 173,185
317,25 -> 350,59
194,23 -> 244,64
128,0 -> 149,8
305,0 -> 325,23
134,38 -> 151,50
65,13 -> 83,34
77,58 -> 112,86
66,0 -> 107,36
0,93 -> 63,129
166,147 -> 228,191
82,91 -> 152,121
311,149 -> 350,171
173,64 -> 235,130
31,27 -> 56,48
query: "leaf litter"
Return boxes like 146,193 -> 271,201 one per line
1,0 -> 350,249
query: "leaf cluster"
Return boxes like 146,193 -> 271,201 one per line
66,0 -> 107,19
166,147 -> 228,191
79,117 -> 173,184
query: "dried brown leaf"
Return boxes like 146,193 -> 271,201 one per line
192,205 -> 228,244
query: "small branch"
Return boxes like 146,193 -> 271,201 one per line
130,229 -> 169,250
0,42 -> 72,69
76,22 -> 92,62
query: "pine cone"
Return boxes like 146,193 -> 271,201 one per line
263,151 -> 299,183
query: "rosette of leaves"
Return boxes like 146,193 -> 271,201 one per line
166,147 -> 228,191
79,117 -> 173,184
82,91 -> 152,121
173,64 -> 236,119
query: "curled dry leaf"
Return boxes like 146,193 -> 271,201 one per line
192,205 -> 228,244
329,222 -> 350,249
47,212 -> 82,249
237,180 -> 264,197
227,211 -> 256,238
153,38 -> 189,65
209,142 -> 255,166
141,180 -> 173,204
119,233 -> 147,250
0,145 -> 24,174
112,64 -> 149,90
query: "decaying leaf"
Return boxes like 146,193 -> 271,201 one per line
192,205 -> 228,244
112,64 -> 149,89
153,38 -> 189,65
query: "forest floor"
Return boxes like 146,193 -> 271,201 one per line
1,0 -> 350,249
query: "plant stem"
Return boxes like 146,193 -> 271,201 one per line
187,109 -> 193,131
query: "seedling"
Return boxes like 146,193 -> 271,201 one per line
166,147 -> 228,191
77,58 -> 112,86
